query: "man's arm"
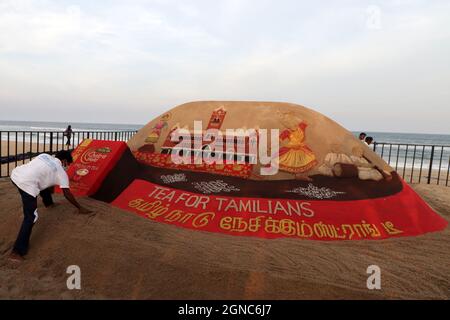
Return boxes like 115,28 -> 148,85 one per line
62,188 -> 92,214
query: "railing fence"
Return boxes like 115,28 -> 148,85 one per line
1,130 -> 137,178
373,142 -> 450,187
1,133 -> 449,187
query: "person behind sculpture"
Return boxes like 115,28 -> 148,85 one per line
275,111 -> 317,180
64,125 -> 73,146
364,136 -> 374,146
359,132 -> 367,141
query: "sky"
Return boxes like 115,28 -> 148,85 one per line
0,0 -> 449,134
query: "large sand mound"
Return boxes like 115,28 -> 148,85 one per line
0,178 -> 448,299
128,101 -> 393,180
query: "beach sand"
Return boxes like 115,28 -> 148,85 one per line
1,141 -> 62,156
0,179 -> 449,299
396,168 -> 449,187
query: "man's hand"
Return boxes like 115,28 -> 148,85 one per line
62,188 -> 93,215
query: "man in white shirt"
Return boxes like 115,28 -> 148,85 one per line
9,150 -> 91,262
364,136 -> 374,146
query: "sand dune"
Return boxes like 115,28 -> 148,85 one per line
0,178 -> 448,299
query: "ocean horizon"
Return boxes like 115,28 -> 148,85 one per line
0,119 -> 449,145
0,120 -> 142,132
0,119 -> 449,172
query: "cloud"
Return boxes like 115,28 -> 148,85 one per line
0,0 -> 449,133
0,0 -> 225,57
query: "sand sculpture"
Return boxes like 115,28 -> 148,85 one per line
60,101 -> 447,241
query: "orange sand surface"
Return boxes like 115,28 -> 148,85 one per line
0,179 -> 448,299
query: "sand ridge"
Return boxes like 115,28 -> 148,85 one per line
0,178 -> 449,299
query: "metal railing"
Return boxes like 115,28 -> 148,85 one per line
2,133 -> 449,187
373,142 -> 450,186
1,130 -> 137,178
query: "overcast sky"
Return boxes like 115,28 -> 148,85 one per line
0,0 -> 449,133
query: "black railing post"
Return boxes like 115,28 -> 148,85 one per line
427,146 -> 435,184
49,132 -> 54,154
437,146 -> 444,185
7,132 -> 10,174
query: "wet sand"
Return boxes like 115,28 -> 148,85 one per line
0,179 -> 448,299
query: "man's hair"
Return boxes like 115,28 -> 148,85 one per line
55,150 -> 73,164
365,136 -> 374,143
359,132 -> 367,138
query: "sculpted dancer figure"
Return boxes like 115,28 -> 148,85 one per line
276,110 -> 318,181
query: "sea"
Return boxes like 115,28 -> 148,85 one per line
0,120 -> 141,132
0,120 -> 449,170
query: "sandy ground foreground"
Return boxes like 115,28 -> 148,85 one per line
0,178 -> 449,299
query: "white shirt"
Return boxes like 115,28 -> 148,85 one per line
11,154 -> 70,197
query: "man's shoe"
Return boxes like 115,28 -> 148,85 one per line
8,252 -> 24,263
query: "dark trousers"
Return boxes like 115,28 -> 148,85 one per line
13,185 -> 54,256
